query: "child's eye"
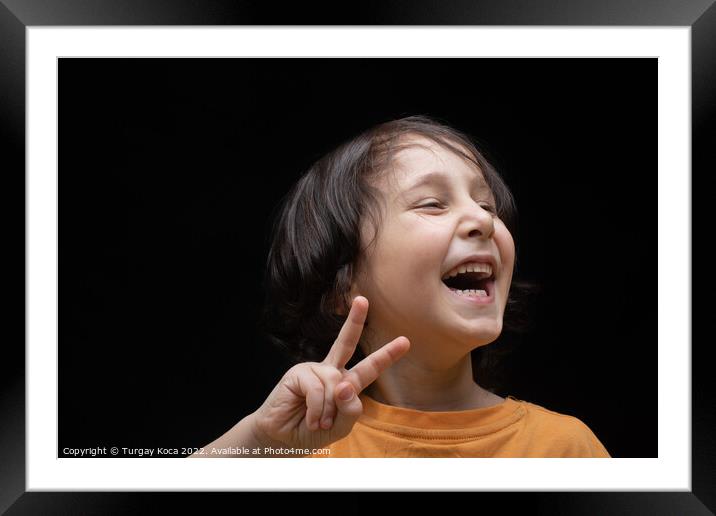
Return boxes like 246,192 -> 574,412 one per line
418,202 -> 496,212
416,198 -> 444,208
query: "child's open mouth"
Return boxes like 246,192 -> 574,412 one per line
441,269 -> 495,304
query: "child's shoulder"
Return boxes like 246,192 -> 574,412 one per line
508,396 -> 611,457
510,395 -> 585,419
510,396 -> 592,434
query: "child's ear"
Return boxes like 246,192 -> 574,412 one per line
333,262 -> 362,316
334,285 -> 361,316
334,293 -> 352,316
331,289 -> 349,317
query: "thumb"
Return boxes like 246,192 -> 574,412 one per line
333,382 -> 363,426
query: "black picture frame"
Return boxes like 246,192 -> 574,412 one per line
3,1 -> 710,513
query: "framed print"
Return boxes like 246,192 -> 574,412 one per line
3,0 -> 711,513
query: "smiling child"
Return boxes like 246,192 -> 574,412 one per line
191,115 -> 611,458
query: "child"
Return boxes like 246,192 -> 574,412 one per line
190,115 -> 611,458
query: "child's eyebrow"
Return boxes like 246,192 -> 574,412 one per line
403,170 -> 490,193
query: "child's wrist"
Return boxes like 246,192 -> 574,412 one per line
246,412 -> 287,455
246,412 -> 311,458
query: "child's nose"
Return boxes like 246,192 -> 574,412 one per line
463,208 -> 495,239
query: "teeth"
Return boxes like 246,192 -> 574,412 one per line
442,261 -> 493,280
450,288 -> 488,297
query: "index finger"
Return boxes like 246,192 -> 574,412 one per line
345,336 -> 410,394
323,296 -> 369,369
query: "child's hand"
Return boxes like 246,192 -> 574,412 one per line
250,296 -> 410,454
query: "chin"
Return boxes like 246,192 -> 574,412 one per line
457,319 -> 503,345
471,334 -> 500,350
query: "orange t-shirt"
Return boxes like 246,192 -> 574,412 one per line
309,393 -> 611,458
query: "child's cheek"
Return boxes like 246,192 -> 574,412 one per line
495,224 -> 516,269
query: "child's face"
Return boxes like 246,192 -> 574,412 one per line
351,135 -> 515,361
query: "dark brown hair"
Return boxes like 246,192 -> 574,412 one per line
257,114 -> 540,393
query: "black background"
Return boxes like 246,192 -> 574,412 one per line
59,58 -> 655,458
